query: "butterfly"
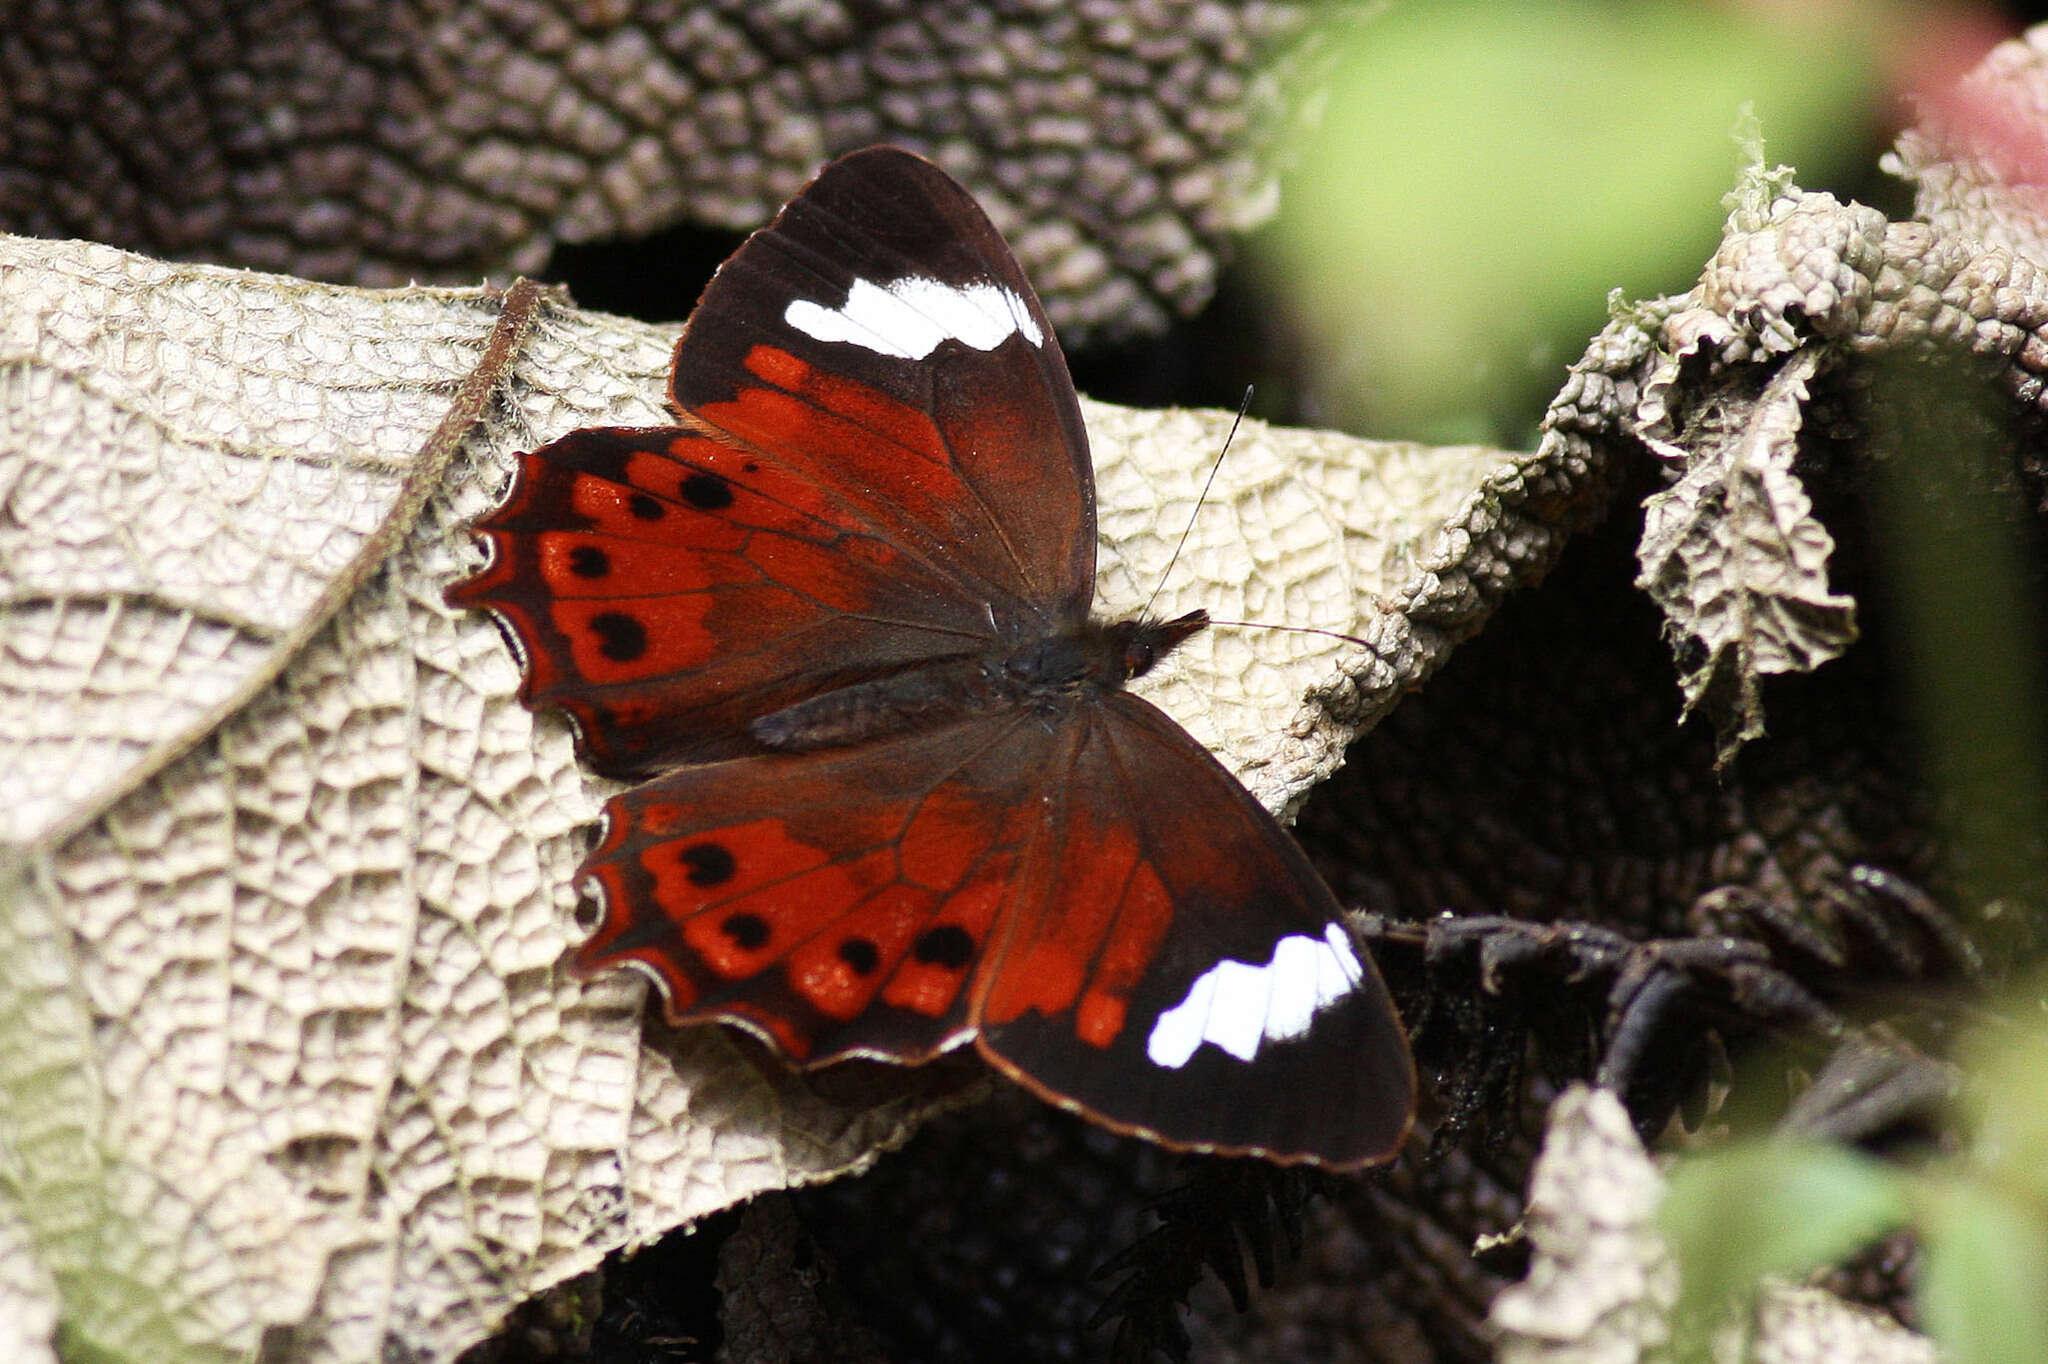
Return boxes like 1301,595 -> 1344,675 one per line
448,146 -> 1414,1170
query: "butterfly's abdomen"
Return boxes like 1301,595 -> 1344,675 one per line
749,655 -> 1000,750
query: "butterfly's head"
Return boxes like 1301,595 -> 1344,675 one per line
1111,609 -> 1210,682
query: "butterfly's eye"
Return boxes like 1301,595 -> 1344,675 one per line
1122,638 -> 1157,677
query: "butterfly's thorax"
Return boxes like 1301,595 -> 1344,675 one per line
750,611 -> 1210,753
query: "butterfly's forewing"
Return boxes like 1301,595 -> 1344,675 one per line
975,694 -> 1414,1169
454,148 -> 1098,775
447,424 -> 1028,774
671,146 -> 1096,627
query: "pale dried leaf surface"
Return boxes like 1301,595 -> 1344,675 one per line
1493,1087 -> 1936,1364
0,241 -> 492,847
0,0 -> 1349,340
0,234 -> 1598,1362
1092,402 -> 1566,815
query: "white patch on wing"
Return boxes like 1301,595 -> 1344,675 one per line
1145,924 -> 1364,1068
785,276 -> 1044,360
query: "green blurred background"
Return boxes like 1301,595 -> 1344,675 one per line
1257,0 -> 1914,444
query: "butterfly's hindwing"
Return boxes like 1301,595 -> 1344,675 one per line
975,693 -> 1414,1169
574,711 -> 1056,1063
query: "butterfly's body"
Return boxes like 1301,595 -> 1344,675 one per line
753,611 -> 1210,751
451,147 -> 1414,1169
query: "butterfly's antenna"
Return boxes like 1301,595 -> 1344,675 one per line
1142,391 -> 1383,658
1143,387 -> 1255,621
1205,618 -> 1379,652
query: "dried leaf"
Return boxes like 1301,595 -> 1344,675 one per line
1884,23 -> 2048,264
1493,1087 -> 1937,1364
1492,1086 -> 1676,1361
0,232 -> 1592,1362
1635,349 -> 1857,766
0,0 -> 1350,340
1624,71 -> 2048,763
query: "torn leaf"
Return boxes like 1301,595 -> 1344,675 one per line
1636,349 -> 1857,766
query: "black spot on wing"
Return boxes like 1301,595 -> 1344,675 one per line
722,912 -> 770,949
590,612 -> 648,662
585,614 -> 647,659
913,924 -> 974,970
680,472 -> 734,509
683,842 -> 737,887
